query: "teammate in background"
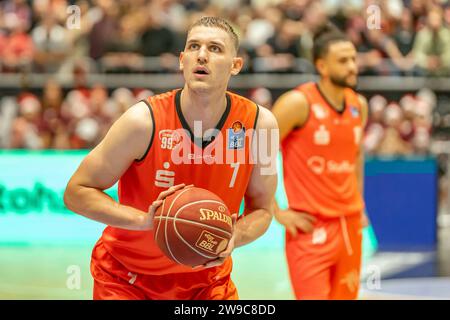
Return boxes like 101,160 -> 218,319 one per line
64,17 -> 278,300
271,23 -> 369,300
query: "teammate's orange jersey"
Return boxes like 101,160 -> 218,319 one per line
100,89 -> 259,275
281,82 -> 364,218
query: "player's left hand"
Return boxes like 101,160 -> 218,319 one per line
192,213 -> 238,269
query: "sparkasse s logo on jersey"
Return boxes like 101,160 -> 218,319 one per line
155,162 -> 175,188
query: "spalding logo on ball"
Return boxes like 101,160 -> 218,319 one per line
153,186 -> 233,267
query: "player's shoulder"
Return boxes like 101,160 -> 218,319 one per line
146,89 -> 178,105
357,93 -> 368,108
119,100 -> 154,136
285,88 -> 309,105
227,90 -> 258,109
356,93 -> 369,125
255,105 -> 278,130
296,81 -> 316,92
274,88 -> 309,112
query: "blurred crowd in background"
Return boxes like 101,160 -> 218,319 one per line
0,0 -> 450,75
1,0 -> 449,213
0,0 -> 448,151
0,81 -> 154,149
0,79 -> 440,156
364,89 -> 435,156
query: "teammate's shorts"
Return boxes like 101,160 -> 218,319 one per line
90,239 -> 239,300
285,212 -> 363,300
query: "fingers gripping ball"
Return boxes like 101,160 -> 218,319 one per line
153,187 -> 232,267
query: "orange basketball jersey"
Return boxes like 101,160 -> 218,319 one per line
100,89 -> 259,275
281,82 -> 364,218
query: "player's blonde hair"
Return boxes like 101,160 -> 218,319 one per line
187,16 -> 239,53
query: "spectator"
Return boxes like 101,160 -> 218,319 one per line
267,19 -> 301,56
356,26 -> 416,75
249,87 -> 273,109
297,1 -> 328,62
88,0 -> 119,60
254,19 -> 301,72
1,18 -> 33,72
409,0 -> 428,29
71,117 -> 101,149
1,0 -> 31,32
102,14 -> 144,72
245,6 -> 280,51
0,97 -> 19,148
412,5 -> 450,76
393,9 -> 416,57
376,103 -> 412,156
10,94 -> 45,149
140,5 -> 176,57
391,8 -> 418,74
31,12 -> 71,72
41,79 -> 65,148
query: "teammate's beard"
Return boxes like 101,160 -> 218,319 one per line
330,74 -> 357,90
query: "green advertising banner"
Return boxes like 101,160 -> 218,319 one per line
0,150 -> 109,245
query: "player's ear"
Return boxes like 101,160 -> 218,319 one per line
179,52 -> 184,71
315,58 -> 327,77
231,56 -> 243,76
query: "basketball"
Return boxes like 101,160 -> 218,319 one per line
153,186 -> 233,267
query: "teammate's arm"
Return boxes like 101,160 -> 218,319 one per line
270,90 -> 309,141
357,94 -> 369,227
271,90 -> 317,234
63,102 -> 184,231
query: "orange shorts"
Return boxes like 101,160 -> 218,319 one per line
285,213 -> 363,300
90,239 -> 239,300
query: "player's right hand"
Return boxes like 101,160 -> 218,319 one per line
275,209 -> 317,236
144,183 -> 193,230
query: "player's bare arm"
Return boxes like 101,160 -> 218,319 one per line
63,101 -> 186,231
271,89 -> 309,141
233,106 -> 279,247
271,90 -> 317,234
202,107 -> 279,268
357,94 -> 369,227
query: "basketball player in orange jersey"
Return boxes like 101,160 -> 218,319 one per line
63,17 -> 278,300
271,24 -> 369,300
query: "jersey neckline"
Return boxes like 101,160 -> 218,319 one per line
175,89 -> 232,149
314,83 -> 347,115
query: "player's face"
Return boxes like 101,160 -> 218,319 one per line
179,26 -> 243,93
319,41 -> 358,89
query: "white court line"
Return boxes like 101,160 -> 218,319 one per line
0,283 -> 91,298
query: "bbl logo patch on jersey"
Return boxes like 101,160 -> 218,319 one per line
350,106 -> 360,118
227,121 -> 245,149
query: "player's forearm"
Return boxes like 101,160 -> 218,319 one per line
356,151 -> 364,197
233,207 -> 273,248
273,200 -> 285,222
64,183 -> 147,231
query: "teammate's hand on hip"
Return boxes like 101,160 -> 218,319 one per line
193,213 -> 238,269
275,209 -> 317,236
361,210 -> 369,228
144,183 -> 192,230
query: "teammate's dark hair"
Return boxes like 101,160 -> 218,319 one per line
312,23 -> 349,62
187,16 -> 239,53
